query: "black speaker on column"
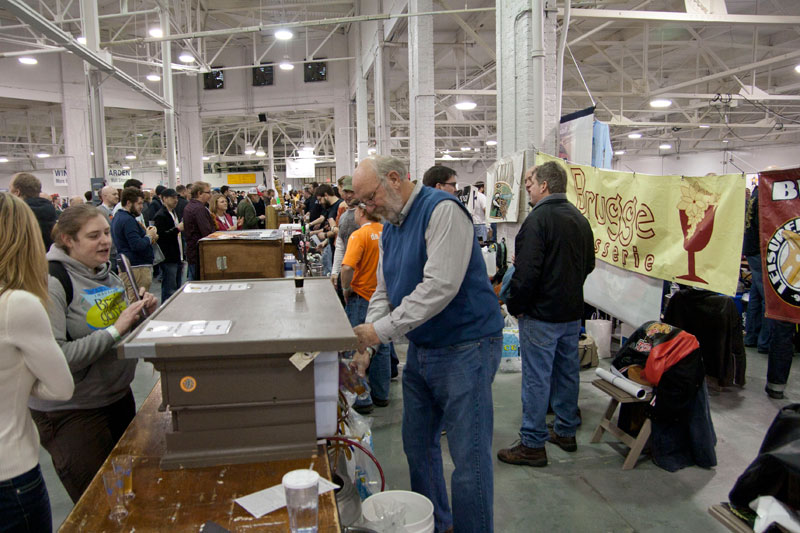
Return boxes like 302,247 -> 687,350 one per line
258,113 -> 267,122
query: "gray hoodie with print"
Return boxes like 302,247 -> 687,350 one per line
28,246 -> 137,411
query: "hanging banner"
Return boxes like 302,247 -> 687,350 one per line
758,168 -> 800,323
227,173 -> 256,185
107,168 -> 131,187
487,151 -> 525,223
536,153 -> 745,296
53,168 -> 68,186
583,260 -> 663,327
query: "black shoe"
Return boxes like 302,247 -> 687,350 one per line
497,441 -> 547,467
372,397 -> 389,408
758,349 -> 769,354
744,343 -> 757,348
548,429 -> 578,452
765,386 -> 785,400
353,403 -> 374,415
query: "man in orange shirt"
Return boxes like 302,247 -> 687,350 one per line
342,204 -> 391,413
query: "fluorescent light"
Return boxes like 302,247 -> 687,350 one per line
36,152 -> 50,158
244,143 -> 256,155
628,133 -> 642,139
157,159 -> 167,166
149,27 -> 163,38
202,155 -> 210,161
0,157 -> 8,163
699,124 -> 710,128
659,143 -> 672,150
122,165 -> 131,170
279,58 -> 294,71
125,153 -> 137,160
485,139 -> 497,146
649,98 -> 672,108
454,100 -> 477,111
460,146 -> 472,151
178,50 -> 195,63
614,150 -> 626,155
367,148 -> 377,155
146,72 -> 161,82
722,139 -> 729,143
442,154 -> 455,160
18,57 -> 37,65
795,64 -> 800,73
275,29 -> 293,41
255,147 -> 266,157
76,36 -> 87,45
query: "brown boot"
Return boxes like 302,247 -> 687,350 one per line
548,429 -> 577,452
497,441 -> 547,467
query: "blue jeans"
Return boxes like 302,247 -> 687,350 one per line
160,262 -> 184,302
519,317 -> 581,448
474,224 -> 488,242
767,320 -> 796,390
745,255 -> 771,351
402,334 -> 502,533
0,464 -> 53,533
322,245 -> 333,276
345,294 -> 391,402
187,263 -> 198,281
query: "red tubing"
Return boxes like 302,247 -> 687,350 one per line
324,436 -> 386,492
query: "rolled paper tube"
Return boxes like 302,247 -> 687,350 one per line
596,367 -> 648,399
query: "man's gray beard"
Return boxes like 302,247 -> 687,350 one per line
382,186 -> 405,225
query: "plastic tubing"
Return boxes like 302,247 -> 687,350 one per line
324,436 -> 386,492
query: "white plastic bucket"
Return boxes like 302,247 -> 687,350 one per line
361,490 -> 434,533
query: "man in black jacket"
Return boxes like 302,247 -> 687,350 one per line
143,185 -> 166,224
498,161 -> 595,467
10,172 -> 58,251
152,188 -> 184,302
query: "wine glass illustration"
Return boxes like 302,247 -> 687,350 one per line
676,183 -> 719,284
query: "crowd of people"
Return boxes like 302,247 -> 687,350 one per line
1,155 -> 795,533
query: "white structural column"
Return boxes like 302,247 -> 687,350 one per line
334,96 -> 354,177
495,0 -> 559,254
373,27 -> 391,154
407,0 -> 435,180
355,19 -> 369,163
266,124 -> 274,186
80,0 -> 107,184
175,75 -> 203,184
60,56 -> 92,196
160,8 -> 178,187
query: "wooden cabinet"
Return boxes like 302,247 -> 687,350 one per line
199,233 -> 284,280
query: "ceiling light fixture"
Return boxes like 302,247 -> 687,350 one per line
722,139 -> 729,143
125,153 -> 137,160
202,155 -> 210,161
615,150 -> 626,155
244,142 -> 256,155
157,159 -> 167,166
659,143 -> 672,150
795,64 -> 800,73
255,147 -> 266,157
279,57 -> 294,71
628,133 -> 642,139
460,146 -> 472,151
122,165 -> 131,170
367,148 -> 377,155
454,100 -> 477,111
0,157 -> 8,163
36,152 -> 50,158
18,57 -> 37,65
275,29 -> 293,41
149,27 -> 163,38
146,72 -> 161,82
76,36 -> 87,45
699,124 -> 710,128
485,139 -> 497,146
649,98 -> 672,108
178,50 -> 195,63
442,154 -> 455,160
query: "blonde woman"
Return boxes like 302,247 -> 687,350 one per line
0,193 -> 74,532
210,192 -> 236,230
29,204 -> 157,503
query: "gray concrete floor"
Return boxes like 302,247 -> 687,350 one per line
42,280 -> 793,531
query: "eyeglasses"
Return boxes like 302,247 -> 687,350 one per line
360,181 -> 382,207
443,181 -> 457,188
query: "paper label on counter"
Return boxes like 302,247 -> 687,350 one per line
234,478 -> 339,519
289,351 -> 320,371
183,284 -> 211,294
136,320 -> 233,339
183,283 -> 250,293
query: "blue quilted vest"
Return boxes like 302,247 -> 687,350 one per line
382,186 -> 503,348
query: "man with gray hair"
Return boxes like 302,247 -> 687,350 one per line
498,161 -> 595,467
351,155 -> 503,533
9,172 -> 57,250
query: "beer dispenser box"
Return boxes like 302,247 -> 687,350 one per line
118,278 -> 357,470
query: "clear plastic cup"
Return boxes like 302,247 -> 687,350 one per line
282,469 -> 319,533
111,455 -> 135,501
101,469 -> 129,523
293,264 -> 305,294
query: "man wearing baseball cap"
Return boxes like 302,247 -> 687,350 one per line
237,187 -> 265,229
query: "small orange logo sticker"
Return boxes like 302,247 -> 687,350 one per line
180,376 -> 197,392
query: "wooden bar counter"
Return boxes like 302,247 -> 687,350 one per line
59,383 -> 341,532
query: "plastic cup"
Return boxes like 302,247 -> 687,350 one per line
102,469 -> 129,523
282,469 -> 319,533
293,264 -> 305,293
111,455 -> 135,501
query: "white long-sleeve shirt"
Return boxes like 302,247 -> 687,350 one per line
0,289 -> 74,481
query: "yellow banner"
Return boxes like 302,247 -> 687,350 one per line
227,173 -> 256,185
536,153 -> 746,296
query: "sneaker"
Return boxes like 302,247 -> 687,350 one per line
765,386 -> 785,400
353,402 -> 374,415
497,441 -> 547,467
548,429 -> 578,452
372,397 -> 390,408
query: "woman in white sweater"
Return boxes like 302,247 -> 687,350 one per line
0,192 -> 74,533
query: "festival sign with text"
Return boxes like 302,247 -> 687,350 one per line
536,153 -> 745,296
758,167 -> 800,323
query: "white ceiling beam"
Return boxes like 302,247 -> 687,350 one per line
435,0 -> 495,61
560,8 -> 800,26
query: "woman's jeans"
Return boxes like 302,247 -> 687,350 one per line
0,464 -> 53,533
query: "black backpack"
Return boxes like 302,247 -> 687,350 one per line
48,261 -> 73,341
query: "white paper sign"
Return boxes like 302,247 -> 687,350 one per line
53,168 -> 68,186
108,168 -> 131,186
136,320 -> 233,339
234,478 -> 339,519
583,260 -> 663,327
286,158 -> 315,178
